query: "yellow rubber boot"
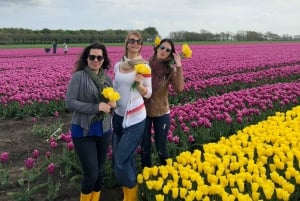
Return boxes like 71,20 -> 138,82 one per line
80,192 -> 92,201
126,185 -> 138,201
122,187 -> 128,201
91,191 -> 101,201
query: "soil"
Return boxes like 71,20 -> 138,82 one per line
0,113 -> 123,201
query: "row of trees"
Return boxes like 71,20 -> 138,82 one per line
0,27 -> 158,45
0,27 -> 299,45
171,30 -> 298,42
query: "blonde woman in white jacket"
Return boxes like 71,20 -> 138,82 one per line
112,31 -> 152,201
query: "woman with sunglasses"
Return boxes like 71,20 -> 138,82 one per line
65,42 -> 116,201
112,31 -> 152,201
141,38 -> 184,168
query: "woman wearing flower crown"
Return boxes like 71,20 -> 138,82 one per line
112,30 -> 152,201
65,42 -> 116,201
141,38 -> 185,168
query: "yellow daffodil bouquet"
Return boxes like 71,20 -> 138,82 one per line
169,43 -> 192,67
131,63 -> 151,90
101,87 -> 120,102
181,43 -> 192,58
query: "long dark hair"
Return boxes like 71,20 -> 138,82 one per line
153,38 -> 176,61
73,42 -> 111,73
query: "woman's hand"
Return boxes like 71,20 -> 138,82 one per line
108,101 -> 116,108
99,102 -> 112,113
135,74 -> 147,95
172,52 -> 182,67
135,73 -> 144,85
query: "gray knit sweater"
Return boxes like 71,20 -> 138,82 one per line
65,70 -> 112,136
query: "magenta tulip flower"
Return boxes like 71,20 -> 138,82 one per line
47,162 -> 55,174
24,157 -> 35,169
0,151 -> 9,164
45,151 -> 51,159
50,141 -> 58,149
32,149 -> 40,159
66,141 -> 74,151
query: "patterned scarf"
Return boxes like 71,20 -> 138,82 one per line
119,55 -> 148,70
84,67 -> 111,103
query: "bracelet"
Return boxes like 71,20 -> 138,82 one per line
176,65 -> 182,68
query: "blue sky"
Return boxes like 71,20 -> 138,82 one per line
0,0 -> 299,37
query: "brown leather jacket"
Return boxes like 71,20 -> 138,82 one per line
144,57 -> 184,117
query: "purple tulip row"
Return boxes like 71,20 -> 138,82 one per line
167,80 -> 300,148
1,43 -> 300,109
170,64 -> 300,96
184,43 -> 300,79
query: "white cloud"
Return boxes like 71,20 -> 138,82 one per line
0,0 -> 299,37
0,0 -> 54,6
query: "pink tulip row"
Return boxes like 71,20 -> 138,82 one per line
174,64 -> 300,95
1,43 -> 300,107
167,80 -> 300,147
185,43 -> 300,79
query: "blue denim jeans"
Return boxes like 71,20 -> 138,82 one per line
141,114 -> 170,167
72,134 -> 111,194
112,113 -> 145,188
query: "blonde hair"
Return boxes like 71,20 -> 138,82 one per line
124,30 -> 143,57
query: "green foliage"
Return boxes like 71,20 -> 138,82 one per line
7,183 -> 48,201
0,100 -> 65,119
0,163 -> 11,189
31,120 -> 64,139
46,174 -> 61,201
103,160 -> 118,188
8,165 -> 48,201
0,27 -> 159,45
60,145 -> 81,178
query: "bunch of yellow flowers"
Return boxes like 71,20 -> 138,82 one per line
101,87 -> 120,101
154,36 -> 161,47
181,43 -> 192,58
134,63 -> 151,75
131,64 -> 151,90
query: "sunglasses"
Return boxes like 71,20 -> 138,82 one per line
159,45 -> 172,53
127,38 -> 142,45
88,55 -> 104,61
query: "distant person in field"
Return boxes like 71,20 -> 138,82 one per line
141,38 -> 184,168
65,42 -> 116,201
63,42 -> 68,55
52,41 -> 57,54
112,30 -> 152,201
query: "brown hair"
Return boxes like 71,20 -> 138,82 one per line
73,42 -> 110,73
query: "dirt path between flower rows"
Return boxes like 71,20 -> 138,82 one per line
0,113 -> 123,201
